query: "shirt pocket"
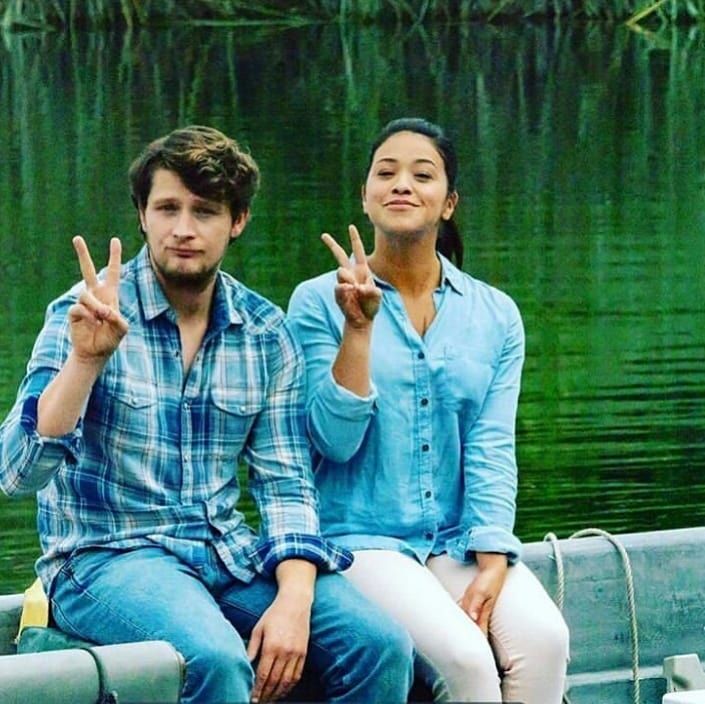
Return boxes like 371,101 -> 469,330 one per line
436,344 -> 496,420
88,374 -> 159,440
209,386 -> 265,456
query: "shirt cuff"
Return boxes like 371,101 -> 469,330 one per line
446,525 -> 523,565
20,394 -> 83,462
317,368 -> 378,418
246,533 -> 354,577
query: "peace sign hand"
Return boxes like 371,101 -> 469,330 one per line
322,225 -> 381,328
68,236 -> 129,363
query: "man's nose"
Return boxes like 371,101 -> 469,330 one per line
173,210 -> 196,237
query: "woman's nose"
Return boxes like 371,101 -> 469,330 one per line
391,172 -> 413,193
391,180 -> 412,193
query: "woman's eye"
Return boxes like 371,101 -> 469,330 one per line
416,173 -> 432,180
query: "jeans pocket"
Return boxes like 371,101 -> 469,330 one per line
59,546 -> 123,592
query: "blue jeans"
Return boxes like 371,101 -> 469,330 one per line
50,545 -> 414,703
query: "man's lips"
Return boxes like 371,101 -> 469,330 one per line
169,248 -> 199,256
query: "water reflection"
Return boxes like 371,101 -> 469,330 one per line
0,21 -> 703,593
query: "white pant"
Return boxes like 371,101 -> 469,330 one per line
344,550 -> 569,703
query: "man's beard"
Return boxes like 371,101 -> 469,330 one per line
158,264 -> 219,292
149,249 -> 224,294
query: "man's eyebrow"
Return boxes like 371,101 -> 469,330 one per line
150,196 -> 177,205
150,195 -> 222,208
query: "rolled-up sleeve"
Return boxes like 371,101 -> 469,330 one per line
0,298 -> 82,497
452,300 -> 525,564
288,279 -> 377,463
243,320 -> 353,573
246,533 -> 353,577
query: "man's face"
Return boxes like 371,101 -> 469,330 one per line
139,168 -> 247,291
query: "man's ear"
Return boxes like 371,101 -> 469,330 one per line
138,209 -> 147,234
230,209 -> 250,241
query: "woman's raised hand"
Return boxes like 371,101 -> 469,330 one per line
322,225 -> 381,328
68,236 -> 129,362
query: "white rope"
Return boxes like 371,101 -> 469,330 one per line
544,528 -> 641,704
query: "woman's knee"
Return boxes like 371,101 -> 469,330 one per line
441,637 -> 498,681
498,608 -> 570,674
528,610 -> 570,663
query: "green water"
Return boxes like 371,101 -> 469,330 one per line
1,22 -> 704,594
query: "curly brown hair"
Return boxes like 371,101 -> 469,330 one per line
128,125 -> 260,225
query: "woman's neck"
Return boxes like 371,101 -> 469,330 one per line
367,236 -> 441,297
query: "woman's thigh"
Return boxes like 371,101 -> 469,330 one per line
344,549 -> 501,701
427,553 -> 569,702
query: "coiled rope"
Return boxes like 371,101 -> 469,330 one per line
543,528 -> 641,704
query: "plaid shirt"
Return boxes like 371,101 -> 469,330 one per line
0,246 -> 351,589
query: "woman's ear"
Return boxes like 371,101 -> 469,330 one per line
361,184 -> 368,214
442,191 -> 459,221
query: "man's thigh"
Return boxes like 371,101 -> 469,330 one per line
218,569 -> 396,646
219,570 -> 410,682
51,545 -> 248,656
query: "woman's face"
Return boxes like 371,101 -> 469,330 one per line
362,131 -> 458,240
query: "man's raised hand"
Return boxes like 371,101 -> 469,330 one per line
68,236 -> 128,362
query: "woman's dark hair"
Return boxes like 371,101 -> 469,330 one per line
366,118 -> 463,267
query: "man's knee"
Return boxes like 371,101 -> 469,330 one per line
361,611 -> 415,665
182,636 -> 254,702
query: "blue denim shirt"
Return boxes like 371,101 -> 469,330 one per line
0,247 -> 351,589
288,254 -> 523,565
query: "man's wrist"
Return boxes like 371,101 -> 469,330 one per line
274,558 -> 316,603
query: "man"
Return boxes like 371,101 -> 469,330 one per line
0,125 -> 414,703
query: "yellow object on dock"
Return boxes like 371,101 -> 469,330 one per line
16,578 -> 49,640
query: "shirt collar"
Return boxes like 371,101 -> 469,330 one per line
134,246 -> 244,328
134,246 -> 170,321
438,253 -> 465,295
370,252 -> 465,295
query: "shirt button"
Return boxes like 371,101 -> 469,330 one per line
417,351 -> 425,360
422,443 -> 430,452
425,532 -> 433,541
424,490 -> 432,498
420,398 -> 429,406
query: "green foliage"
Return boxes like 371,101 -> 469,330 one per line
0,0 -> 704,30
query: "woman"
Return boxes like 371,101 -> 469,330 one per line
287,118 -> 569,703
